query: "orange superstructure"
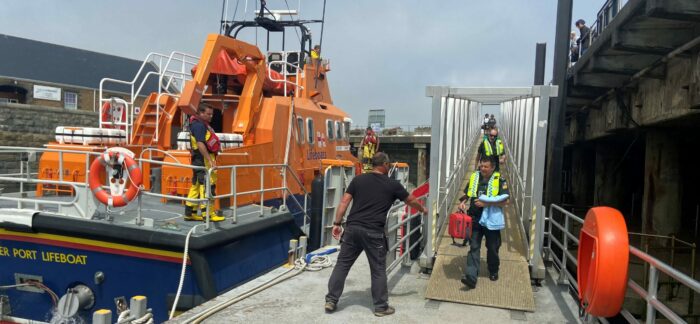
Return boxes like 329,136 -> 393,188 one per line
38,30 -> 358,210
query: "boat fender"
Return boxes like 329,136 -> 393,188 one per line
88,148 -> 143,207
577,207 -> 629,317
305,247 -> 338,264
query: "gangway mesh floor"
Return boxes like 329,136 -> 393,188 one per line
425,157 -> 535,312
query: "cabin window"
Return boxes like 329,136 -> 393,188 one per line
344,121 -> 351,140
326,119 -> 334,141
307,118 -> 314,144
335,121 -> 343,140
296,116 -> 305,144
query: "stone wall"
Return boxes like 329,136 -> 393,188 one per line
0,102 -> 98,191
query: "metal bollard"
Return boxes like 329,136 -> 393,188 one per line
92,309 -> 112,324
288,239 -> 298,265
130,295 -> 147,318
299,236 -> 308,260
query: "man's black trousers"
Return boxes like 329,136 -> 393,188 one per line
464,221 -> 502,285
325,225 -> 389,310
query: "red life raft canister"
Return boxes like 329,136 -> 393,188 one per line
577,207 -> 629,317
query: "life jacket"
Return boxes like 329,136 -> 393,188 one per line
483,138 -> 504,157
189,116 -> 221,154
466,171 -> 501,198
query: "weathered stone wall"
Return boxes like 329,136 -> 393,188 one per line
0,102 -> 98,191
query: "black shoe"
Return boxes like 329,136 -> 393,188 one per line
373,306 -> 395,317
460,275 -> 476,289
489,273 -> 499,281
324,302 -> 337,313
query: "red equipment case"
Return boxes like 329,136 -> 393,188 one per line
449,212 -> 472,245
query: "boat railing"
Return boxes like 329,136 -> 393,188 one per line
546,203 -> 700,323
267,51 -> 304,98
385,194 -> 427,273
99,51 -> 198,144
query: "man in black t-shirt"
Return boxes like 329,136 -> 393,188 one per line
325,152 -> 426,317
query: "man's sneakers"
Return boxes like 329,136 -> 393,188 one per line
460,275 -> 476,289
324,302 -> 337,313
489,273 -> 499,281
373,306 -> 395,317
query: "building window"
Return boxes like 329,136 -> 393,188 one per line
296,117 -> 305,144
344,121 -> 351,140
326,119 -> 334,141
307,118 -> 314,144
64,92 -> 78,110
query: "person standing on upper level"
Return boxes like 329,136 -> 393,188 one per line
576,19 -> 591,56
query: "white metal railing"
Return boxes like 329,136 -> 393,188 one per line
385,194 -> 427,273
98,51 -> 199,144
546,204 -> 700,323
267,51 -> 304,98
0,146 -> 310,234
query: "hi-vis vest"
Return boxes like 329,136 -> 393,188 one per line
483,138 -> 504,157
467,171 -> 501,198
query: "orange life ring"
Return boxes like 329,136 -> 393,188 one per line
577,207 -> 629,317
88,150 -> 142,207
101,101 -> 126,130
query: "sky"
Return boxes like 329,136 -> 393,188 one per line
0,0 -> 601,127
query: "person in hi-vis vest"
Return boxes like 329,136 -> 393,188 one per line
458,155 -> 509,288
475,128 -> 505,171
184,104 -> 224,222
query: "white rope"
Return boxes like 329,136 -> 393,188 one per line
169,223 -> 206,319
184,253 -> 335,323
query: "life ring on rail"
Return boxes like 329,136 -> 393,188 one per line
88,148 -> 142,207
101,101 -> 127,130
577,207 -> 629,317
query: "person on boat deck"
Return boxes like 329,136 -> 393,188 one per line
459,155 -> 509,289
475,128 -> 505,171
325,152 -> 427,317
360,127 -> 379,171
311,44 -> 321,60
184,104 -> 224,222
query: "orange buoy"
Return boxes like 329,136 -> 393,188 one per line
577,207 -> 629,317
88,149 -> 142,207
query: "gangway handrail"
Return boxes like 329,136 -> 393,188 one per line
546,203 -> 700,323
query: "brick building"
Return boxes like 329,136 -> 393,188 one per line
0,34 -> 159,111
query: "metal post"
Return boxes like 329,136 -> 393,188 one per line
233,166 -> 238,223
404,211 -> 411,267
646,266 -> 659,323
669,235 -> 676,300
558,212 -> 569,284
534,43 -> 547,85
282,166 -> 287,208
690,244 -> 696,317
545,0 -> 573,207
260,166 -> 265,217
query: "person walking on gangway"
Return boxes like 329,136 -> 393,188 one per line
325,152 -> 427,317
459,155 -> 509,289
475,128 -> 505,171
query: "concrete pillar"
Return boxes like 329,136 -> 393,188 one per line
593,142 -> 625,209
416,145 -> 427,185
641,131 -> 681,236
570,146 -> 594,207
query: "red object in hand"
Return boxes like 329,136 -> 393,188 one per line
448,212 -> 472,244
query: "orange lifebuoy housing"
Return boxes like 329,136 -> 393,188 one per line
88,150 -> 142,207
577,207 -> 629,317
101,101 -> 127,130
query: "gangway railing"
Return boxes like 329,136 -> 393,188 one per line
385,194 -> 427,273
498,86 -> 557,280
546,204 -> 700,323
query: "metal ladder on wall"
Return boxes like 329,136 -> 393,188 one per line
320,164 -> 355,247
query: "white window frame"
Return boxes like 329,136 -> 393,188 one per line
344,121 -> 352,140
326,119 -> 334,141
64,91 -> 78,110
335,121 -> 343,140
296,116 -> 305,144
307,118 -> 315,144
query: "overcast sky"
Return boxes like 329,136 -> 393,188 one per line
1,0 -> 601,127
